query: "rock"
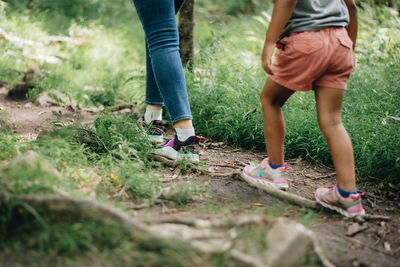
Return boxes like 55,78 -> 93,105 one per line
346,222 -> 368,237
7,68 -> 44,100
354,215 -> 366,223
265,218 -> 314,266
34,89 -> 75,107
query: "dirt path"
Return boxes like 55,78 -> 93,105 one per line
1,88 -> 399,267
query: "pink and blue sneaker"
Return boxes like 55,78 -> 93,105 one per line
154,135 -> 200,163
241,158 -> 289,190
315,185 -> 365,217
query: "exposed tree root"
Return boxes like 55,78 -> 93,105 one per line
0,192 -> 148,230
142,214 -> 272,228
239,175 -> 318,209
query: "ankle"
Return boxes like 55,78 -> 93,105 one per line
144,106 -> 162,123
337,185 -> 358,198
269,161 -> 285,169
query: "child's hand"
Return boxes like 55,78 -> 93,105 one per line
261,41 -> 275,75
261,0 -> 297,74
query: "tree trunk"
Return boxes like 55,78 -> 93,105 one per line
178,0 -> 195,70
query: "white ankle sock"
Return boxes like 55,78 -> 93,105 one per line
144,106 -> 162,123
175,128 -> 195,142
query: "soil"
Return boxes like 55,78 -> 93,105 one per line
1,86 -> 399,267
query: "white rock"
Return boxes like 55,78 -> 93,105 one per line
34,90 -> 74,107
265,218 -> 314,266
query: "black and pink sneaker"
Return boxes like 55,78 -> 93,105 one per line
138,116 -> 164,144
154,135 -> 200,162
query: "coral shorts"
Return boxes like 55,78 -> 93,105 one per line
270,27 -> 355,91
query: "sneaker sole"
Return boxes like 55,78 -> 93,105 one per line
315,194 -> 365,218
147,134 -> 164,144
240,171 -> 288,190
154,147 -> 199,163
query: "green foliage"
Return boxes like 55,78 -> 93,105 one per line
0,118 -> 18,160
100,158 -> 161,201
197,0 -> 272,16
0,135 -> 17,160
91,114 -> 153,159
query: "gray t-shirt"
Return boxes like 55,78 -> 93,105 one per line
280,0 -> 349,40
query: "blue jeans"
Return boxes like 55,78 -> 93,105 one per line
133,0 -> 192,124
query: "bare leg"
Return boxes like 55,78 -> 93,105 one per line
315,87 -> 356,191
260,78 -> 295,165
173,119 -> 193,129
147,105 -> 192,129
147,104 -> 162,111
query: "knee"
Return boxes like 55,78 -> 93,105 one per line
318,114 -> 342,133
146,22 -> 179,56
260,91 -> 284,108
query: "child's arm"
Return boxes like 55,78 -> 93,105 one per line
343,0 -> 358,49
261,0 -> 297,74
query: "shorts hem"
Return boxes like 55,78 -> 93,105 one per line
315,82 -> 347,90
269,75 -> 310,92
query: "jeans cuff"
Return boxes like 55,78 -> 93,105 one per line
171,115 -> 193,124
146,100 -> 164,106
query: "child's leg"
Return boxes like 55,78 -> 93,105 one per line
260,77 -> 294,165
314,86 -> 356,191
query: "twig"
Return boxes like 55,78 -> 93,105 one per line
239,174 -> 317,208
209,171 -> 239,178
208,163 -> 240,169
107,103 -> 137,112
362,214 -> 391,221
151,154 -> 236,178
132,203 -> 151,210
305,172 -> 336,180
42,35 -> 85,46
78,128 -> 112,154
0,27 -> 43,47
233,160 -> 247,167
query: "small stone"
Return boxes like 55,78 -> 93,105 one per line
346,223 -> 368,237
384,242 -> 391,251
354,215 -> 365,223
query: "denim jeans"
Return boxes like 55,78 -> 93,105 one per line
133,0 -> 192,124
